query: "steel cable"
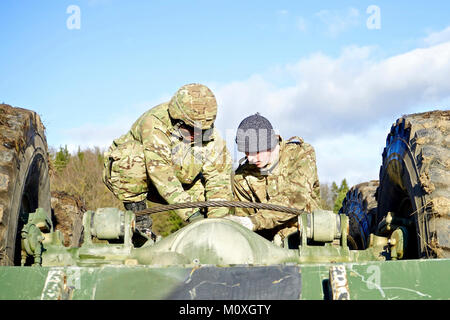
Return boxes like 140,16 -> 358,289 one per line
135,200 -> 306,216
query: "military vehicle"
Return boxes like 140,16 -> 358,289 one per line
0,104 -> 448,300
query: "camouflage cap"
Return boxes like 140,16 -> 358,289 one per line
168,83 -> 218,130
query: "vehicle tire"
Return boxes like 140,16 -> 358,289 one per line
339,180 -> 379,250
377,110 -> 450,258
0,104 -> 51,265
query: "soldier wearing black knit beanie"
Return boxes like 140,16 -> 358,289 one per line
225,113 -> 321,246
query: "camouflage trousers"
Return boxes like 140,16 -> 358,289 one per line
103,140 -> 206,204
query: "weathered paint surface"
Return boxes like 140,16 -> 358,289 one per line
0,259 -> 449,300
300,258 -> 450,300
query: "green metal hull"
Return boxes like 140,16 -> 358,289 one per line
1,258 -> 449,300
2,209 -> 449,300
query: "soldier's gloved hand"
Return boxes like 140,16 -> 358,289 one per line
223,215 -> 254,231
136,214 -> 153,232
187,210 -> 204,223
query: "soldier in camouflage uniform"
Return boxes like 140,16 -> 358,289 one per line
103,84 -> 233,234
226,113 -> 321,245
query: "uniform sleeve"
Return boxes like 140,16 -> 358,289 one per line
202,134 -> 234,218
248,201 -> 298,231
292,143 -> 321,212
140,116 -> 194,221
232,172 -> 257,217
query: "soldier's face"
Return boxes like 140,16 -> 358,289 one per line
245,150 -> 272,168
179,124 -> 202,142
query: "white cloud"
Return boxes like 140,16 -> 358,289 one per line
213,40 -> 450,186
274,10 -> 307,33
62,122 -> 129,154
282,42 -> 450,137
277,9 -> 288,15
312,125 -> 387,185
315,7 -> 360,36
424,26 -> 450,46
216,41 -> 450,138
58,96 -> 170,154
60,36 -> 450,187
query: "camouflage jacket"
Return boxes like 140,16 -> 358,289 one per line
112,103 -> 233,220
233,136 -> 321,232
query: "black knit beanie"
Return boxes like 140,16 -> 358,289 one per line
235,113 -> 278,153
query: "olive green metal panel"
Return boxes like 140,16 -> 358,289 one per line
0,265 -> 302,300
0,267 -> 50,300
0,266 -> 193,300
72,266 -> 192,300
299,259 -> 450,300
345,259 -> 450,299
1,259 -> 449,300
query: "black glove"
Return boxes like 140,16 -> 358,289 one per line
124,201 -> 156,240
136,214 -> 153,230
187,210 -> 204,223
123,200 -> 146,212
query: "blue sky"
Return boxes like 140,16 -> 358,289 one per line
1,1 -> 450,186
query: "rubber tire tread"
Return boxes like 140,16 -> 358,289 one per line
377,110 -> 450,258
0,104 -> 51,265
339,180 -> 379,249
